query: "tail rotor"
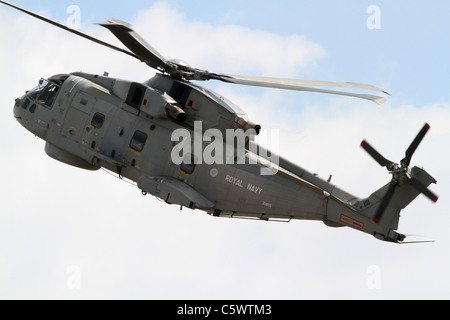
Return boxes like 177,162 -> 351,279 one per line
361,123 -> 438,224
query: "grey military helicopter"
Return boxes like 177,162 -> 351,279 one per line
3,1 -> 439,243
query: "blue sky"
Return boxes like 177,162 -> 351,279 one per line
1,0 -> 449,300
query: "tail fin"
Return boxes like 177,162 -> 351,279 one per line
325,166 -> 438,243
359,166 -> 438,243
325,123 -> 439,243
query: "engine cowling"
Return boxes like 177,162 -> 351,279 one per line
140,87 -> 187,123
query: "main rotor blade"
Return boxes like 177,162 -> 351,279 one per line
402,123 -> 430,167
98,18 -> 173,74
213,74 -> 389,93
407,177 -> 439,203
373,182 -> 398,224
0,0 -> 142,62
360,140 -> 395,169
209,73 -> 388,105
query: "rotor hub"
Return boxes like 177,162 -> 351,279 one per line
390,164 -> 411,182
167,59 -> 191,70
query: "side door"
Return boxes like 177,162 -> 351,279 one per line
82,99 -> 114,152
99,108 -> 136,167
62,91 -> 96,143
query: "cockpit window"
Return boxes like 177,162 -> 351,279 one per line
37,83 -> 59,107
27,79 -> 60,108
27,79 -> 49,100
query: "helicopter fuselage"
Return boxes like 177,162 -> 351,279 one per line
13,72 -> 434,242
14,72 -> 331,217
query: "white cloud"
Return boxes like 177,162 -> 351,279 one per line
0,2 -> 449,300
132,2 -> 326,77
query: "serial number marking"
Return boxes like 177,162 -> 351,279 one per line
262,201 -> 272,208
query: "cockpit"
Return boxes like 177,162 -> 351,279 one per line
26,74 -> 69,108
13,74 -> 70,132
26,79 -> 59,108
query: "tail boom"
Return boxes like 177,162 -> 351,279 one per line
323,166 -> 438,243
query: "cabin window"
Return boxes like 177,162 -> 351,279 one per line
180,154 -> 197,175
126,83 -> 146,109
91,112 -> 105,129
130,130 -> 148,152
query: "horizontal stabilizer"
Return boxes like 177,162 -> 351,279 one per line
396,234 -> 435,244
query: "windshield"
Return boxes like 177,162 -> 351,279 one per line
37,83 -> 59,106
27,78 -> 60,108
27,79 -> 49,99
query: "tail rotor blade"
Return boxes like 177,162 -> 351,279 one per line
373,182 -> 398,224
360,140 -> 394,169
408,177 -> 439,203
402,123 -> 430,167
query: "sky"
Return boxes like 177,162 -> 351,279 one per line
0,0 -> 449,300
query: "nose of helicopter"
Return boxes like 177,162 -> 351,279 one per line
13,95 -> 25,120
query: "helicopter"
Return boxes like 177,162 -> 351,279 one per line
2,0 -> 439,243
